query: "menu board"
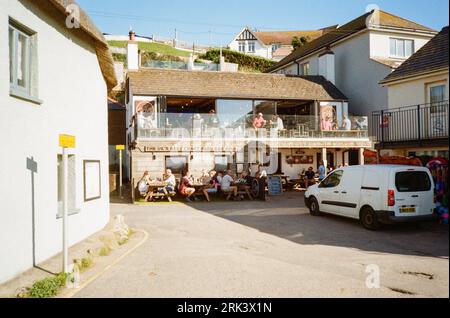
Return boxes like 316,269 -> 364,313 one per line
268,176 -> 283,196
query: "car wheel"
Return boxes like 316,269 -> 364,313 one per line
360,207 -> 381,230
309,197 -> 322,216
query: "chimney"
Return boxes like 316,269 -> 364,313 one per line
127,30 -> 139,70
318,47 -> 335,84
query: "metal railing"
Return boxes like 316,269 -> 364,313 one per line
372,101 -> 449,145
132,113 -> 369,140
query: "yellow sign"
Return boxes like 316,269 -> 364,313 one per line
59,134 -> 76,148
116,145 -> 125,150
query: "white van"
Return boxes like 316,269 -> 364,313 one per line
304,165 -> 436,230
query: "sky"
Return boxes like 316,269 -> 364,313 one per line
77,0 -> 449,46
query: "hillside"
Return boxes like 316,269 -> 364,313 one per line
108,41 -> 192,57
199,49 -> 276,73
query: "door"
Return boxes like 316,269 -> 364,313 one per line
338,168 -> 363,218
317,170 -> 344,214
393,170 -> 434,217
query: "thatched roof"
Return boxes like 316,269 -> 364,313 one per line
40,0 -> 117,90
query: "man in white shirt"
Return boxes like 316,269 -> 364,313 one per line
160,169 -> 176,193
220,170 -> 238,200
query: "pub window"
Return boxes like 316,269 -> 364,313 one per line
165,156 -> 188,176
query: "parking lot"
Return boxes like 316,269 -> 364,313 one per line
74,193 -> 449,298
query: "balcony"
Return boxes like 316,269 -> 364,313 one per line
131,113 -> 370,148
372,102 -> 449,148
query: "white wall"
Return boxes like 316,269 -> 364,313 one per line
0,1 -> 110,283
229,40 -> 271,59
369,30 -> 431,60
386,73 -> 449,108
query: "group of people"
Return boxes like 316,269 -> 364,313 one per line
139,169 -> 254,203
252,113 -> 284,131
321,115 -> 352,131
179,169 -> 253,202
138,169 -> 177,201
302,161 -> 349,188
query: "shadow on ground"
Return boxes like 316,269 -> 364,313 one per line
187,192 -> 449,258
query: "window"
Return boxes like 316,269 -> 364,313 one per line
238,42 -> 246,53
165,156 -> 188,176
395,171 -> 431,192
57,155 -> 78,217
247,41 -> 255,53
319,170 -> 343,188
390,38 -> 414,58
215,156 -> 228,172
300,62 -> 310,75
430,84 -> 446,104
9,19 -> 38,102
272,44 -> 282,53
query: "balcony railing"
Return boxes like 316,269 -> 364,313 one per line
372,102 -> 449,146
132,113 -> 369,141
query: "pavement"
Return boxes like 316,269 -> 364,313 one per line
73,193 -> 449,298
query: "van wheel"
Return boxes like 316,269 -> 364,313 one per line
360,207 -> 381,230
309,197 -> 322,216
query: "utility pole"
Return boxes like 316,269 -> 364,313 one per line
174,28 -> 178,48
208,29 -> 212,49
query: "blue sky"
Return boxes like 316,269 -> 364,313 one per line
77,0 -> 449,46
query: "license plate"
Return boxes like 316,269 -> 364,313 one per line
400,207 -> 416,213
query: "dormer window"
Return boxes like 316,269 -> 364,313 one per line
390,38 -> 414,58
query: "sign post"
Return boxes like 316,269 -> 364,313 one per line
116,145 -> 125,198
59,134 -> 76,273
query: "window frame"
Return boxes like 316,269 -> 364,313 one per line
238,41 -> 246,53
247,41 -> 256,53
9,19 -> 41,104
389,38 -> 414,58
300,62 -> 310,75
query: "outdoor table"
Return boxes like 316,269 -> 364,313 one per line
235,182 -> 253,200
145,181 -> 172,202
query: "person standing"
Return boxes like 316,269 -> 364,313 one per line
342,116 -> 352,131
318,160 -> 326,182
253,113 -> 267,129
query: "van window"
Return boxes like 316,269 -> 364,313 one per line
395,171 -> 431,192
319,170 -> 343,188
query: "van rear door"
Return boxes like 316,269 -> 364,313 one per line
393,168 -> 435,217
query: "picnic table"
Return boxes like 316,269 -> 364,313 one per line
144,181 -> 174,202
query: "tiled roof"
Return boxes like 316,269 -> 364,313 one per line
40,0 -> 117,90
266,10 -> 436,73
272,46 -> 294,58
381,26 -> 449,83
128,69 -> 347,101
255,30 -> 328,46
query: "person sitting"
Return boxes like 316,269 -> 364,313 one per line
237,171 -> 253,199
138,171 -> 152,195
255,164 -> 268,178
220,170 -> 239,200
158,169 -> 176,195
253,113 -> 267,130
179,170 -> 196,202
202,170 -> 219,202
304,167 -> 316,189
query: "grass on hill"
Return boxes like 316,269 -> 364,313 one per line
108,41 -> 192,57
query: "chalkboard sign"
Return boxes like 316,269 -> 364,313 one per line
268,176 -> 283,196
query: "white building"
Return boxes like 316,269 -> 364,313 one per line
228,27 -> 337,61
374,26 -> 449,159
267,10 -> 437,121
0,0 -> 116,283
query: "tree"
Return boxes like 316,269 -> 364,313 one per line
292,36 -> 309,50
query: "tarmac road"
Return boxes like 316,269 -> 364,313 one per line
74,194 -> 449,298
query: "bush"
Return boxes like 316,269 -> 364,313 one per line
199,49 -> 276,73
27,273 -> 67,298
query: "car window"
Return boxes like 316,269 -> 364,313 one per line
319,170 -> 343,188
395,171 -> 431,192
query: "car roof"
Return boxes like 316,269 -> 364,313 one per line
340,165 -> 427,171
